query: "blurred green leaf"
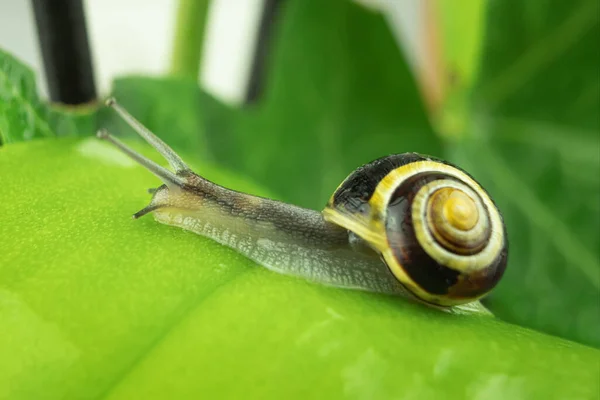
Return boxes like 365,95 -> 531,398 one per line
457,0 -> 600,347
0,49 -> 97,145
203,0 -> 442,209
435,0 -> 486,136
476,0 -> 599,129
1,138 -> 599,399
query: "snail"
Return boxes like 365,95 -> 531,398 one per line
97,98 -> 508,312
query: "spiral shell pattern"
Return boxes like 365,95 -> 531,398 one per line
378,160 -> 507,305
325,153 -> 508,306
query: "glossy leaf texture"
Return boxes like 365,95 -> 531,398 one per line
1,139 -> 599,399
458,0 -> 600,347
0,49 -> 96,145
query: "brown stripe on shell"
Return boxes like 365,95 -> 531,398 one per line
446,245 -> 508,300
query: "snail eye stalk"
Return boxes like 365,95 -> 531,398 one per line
104,97 -> 190,173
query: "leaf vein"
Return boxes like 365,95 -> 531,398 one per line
95,268 -> 253,400
480,0 -> 599,108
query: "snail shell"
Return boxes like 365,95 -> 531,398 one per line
324,153 -> 508,306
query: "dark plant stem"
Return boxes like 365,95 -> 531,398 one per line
31,0 -> 97,105
170,0 -> 211,79
245,0 -> 284,104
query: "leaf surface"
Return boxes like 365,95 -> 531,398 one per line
0,138 -> 598,399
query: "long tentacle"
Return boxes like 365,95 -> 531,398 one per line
105,97 -> 190,173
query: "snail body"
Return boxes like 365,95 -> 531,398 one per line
98,99 -> 508,311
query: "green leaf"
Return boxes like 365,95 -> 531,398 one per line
1,138 -> 598,399
476,0 -> 599,130
458,0 -> 600,347
0,49 -> 97,145
435,1 -> 486,136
